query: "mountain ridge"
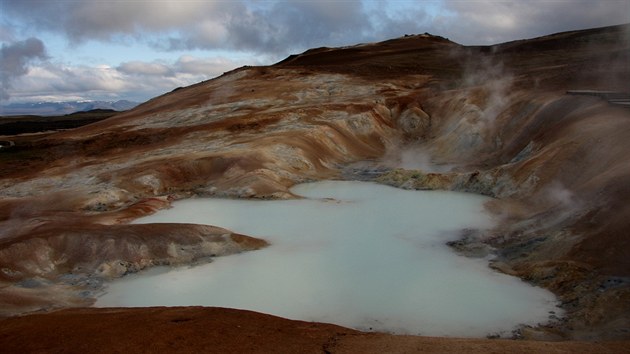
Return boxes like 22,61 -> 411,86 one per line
0,100 -> 139,116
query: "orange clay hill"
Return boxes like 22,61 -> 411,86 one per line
1,24 -> 630,353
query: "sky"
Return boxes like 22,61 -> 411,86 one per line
1,0 -> 629,104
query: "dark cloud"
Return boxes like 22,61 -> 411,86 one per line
0,37 -> 47,100
260,1 -> 370,50
365,2 -> 432,41
3,0 -> 628,54
2,0 -> 235,43
154,1 -> 372,55
3,0 -> 372,56
0,25 -> 15,42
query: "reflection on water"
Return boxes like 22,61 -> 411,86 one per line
96,181 -> 560,337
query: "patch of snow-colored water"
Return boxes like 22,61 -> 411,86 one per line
95,181 -> 561,337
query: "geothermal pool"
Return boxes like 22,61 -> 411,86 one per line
96,181 -> 561,337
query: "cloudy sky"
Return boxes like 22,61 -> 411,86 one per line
1,0 -> 629,104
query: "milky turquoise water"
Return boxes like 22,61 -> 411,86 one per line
95,181 -> 560,337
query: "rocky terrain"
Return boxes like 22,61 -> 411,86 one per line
1,24 -> 630,350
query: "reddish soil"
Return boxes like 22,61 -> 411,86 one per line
1,307 -> 629,354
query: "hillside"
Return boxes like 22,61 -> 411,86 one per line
0,100 -> 139,116
1,24 -> 629,351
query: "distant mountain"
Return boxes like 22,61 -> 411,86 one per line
0,100 -> 139,116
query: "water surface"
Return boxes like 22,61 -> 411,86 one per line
96,181 -> 560,337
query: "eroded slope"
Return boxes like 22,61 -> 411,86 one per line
1,24 -> 629,340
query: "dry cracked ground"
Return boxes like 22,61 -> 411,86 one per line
1,24 -> 630,352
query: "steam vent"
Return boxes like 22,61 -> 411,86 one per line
2,24 -> 630,353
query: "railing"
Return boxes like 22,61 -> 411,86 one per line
566,90 -> 630,108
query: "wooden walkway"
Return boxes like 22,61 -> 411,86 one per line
566,90 -> 630,108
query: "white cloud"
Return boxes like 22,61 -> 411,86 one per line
14,64 -> 127,94
117,61 -> 174,77
175,56 -> 241,75
7,55 -> 250,103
